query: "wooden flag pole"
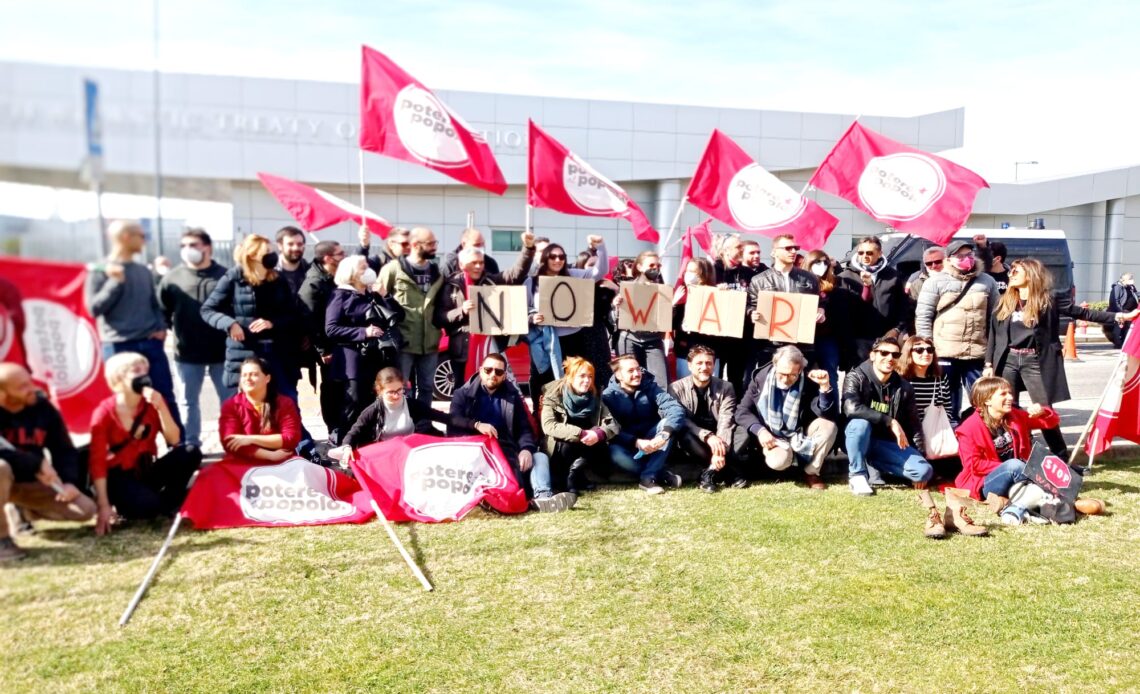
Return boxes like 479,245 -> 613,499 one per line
1068,349 -> 1129,471
657,196 -> 688,254
370,500 -> 433,591
358,150 -> 369,237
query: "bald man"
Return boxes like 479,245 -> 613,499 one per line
86,220 -> 183,439
0,363 -> 97,560
378,226 -> 444,405
441,227 -> 500,278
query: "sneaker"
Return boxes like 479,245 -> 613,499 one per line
730,477 -> 749,489
698,469 -> 718,494
867,468 -> 887,487
0,537 -> 27,562
4,504 -> 35,536
849,475 -> 875,496
1000,510 -> 1024,526
659,470 -> 683,489
639,478 -> 665,495
531,492 -> 578,513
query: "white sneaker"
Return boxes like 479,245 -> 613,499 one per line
849,475 -> 875,496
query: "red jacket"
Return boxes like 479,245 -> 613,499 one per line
218,393 -> 302,464
88,397 -> 161,481
954,407 -> 1059,499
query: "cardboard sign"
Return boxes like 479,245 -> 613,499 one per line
682,286 -> 747,338
1024,444 -> 1082,504
617,283 -> 672,332
752,291 -> 819,343
470,285 -> 528,336
538,276 -> 594,328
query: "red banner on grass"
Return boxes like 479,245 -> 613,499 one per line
808,121 -> 988,244
349,435 -> 528,522
1086,326 -> 1140,456
0,257 -> 110,433
528,121 -> 659,243
257,172 -> 394,237
687,129 -> 837,249
360,45 -> 507,195
181,457 -> 374,529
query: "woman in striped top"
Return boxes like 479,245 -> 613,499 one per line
898,335 -> 958,430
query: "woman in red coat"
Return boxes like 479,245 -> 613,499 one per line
218,358 -> 302,465
954,376 -> 1059,501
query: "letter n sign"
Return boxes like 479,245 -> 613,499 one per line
752,291 -> 819,343
538,276 -> 594,328
470,285 -> 528,336
682,286 -> 746,338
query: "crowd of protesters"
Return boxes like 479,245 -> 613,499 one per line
2,218 -> 1137,560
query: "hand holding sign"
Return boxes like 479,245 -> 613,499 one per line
752,291 -> 819,344
538,276 -> 594,328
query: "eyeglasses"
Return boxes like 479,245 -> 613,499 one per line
874,349 -> 901,359
777,245 -> 801,252
382,388 -> 406,397
857,250 -> 877,256
924,260 -> 944,268
911,346 -> 934,355
643,263 -> 661,270
547,254 -> 566,261
482,366 -> 505,376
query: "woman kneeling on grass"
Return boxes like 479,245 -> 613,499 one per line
89,352 -> 201,535
218,358 -> 302,465
954,376 -> 1059,523
342,367 -> 448,448
540,356 -> 620,495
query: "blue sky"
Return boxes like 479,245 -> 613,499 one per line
2,0 -> 1138,181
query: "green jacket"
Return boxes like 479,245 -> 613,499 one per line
378,256 -> 444,355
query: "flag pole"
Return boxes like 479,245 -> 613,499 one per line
657,196 -> 688,254
358,150 -> 369,237
119,469 -> 200,627
1067,349 -> 1129,470
370,501 -> 433,591
525,203 -> 532,234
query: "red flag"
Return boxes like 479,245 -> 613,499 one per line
349,435 -> 528,522
0,276 -> 28,370
180,457 -> 374,529
257,172 -> 394,237
359,46 -> 507,195
463,271 -> 492,380
0,257 -> 110,433
688,130 -> 838,249
1086,327 -> 1140,456
673,219 -> 713,304
808,121 -> 989,244
528,121 -> 660,243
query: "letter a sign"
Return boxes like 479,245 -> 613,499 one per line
682,286 -> 746,338
752,291 -> 819,343
617,283 -> 671,332
538,276 -> 594,328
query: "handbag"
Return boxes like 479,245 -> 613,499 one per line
921,380 -> 958,459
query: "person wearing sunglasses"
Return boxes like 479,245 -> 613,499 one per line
747,235 -> 822,380
842,337 -> 937,521
355,226 -> 411,273
837,236 -> 908,364
342,367 -> 448,449
915,239 -> 1000,418
903,246 -> 946,327
449,353 -> 575,513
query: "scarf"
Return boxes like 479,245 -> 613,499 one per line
562,386 -> 596,421
849,256 -> 887,281
757,372 -> 814,458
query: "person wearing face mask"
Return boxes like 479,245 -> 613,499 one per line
733,345 -> 837,491
326,255 -> 407,445
836,236 -> 908,365
671,258 -> 718,379
159,228 -> 231,448
746,235 -> 822,382
88,352 -> 201,535
803,250 -> 852,391
1108,272 -> 1140,348
612,251 -> 670,386
717,240 -> 767,392
915,239 -> 1000,418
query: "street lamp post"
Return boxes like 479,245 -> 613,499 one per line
1015,160 -> 1038,182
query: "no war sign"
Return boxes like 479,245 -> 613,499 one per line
537,276 -> 594,328
752,291 -> 819,344
682,286 -> 747,338
470,285 -> 528,336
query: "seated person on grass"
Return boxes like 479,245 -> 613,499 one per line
342,367 -> 448,448
540,356 -> 620,496
667,344 -> 744,493
218,357 -> 302,465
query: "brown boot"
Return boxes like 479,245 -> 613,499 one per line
919,490 -> 946,539
944,492 -> 989,537
985,493 -> 1009,515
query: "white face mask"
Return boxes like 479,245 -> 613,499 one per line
683,271 -> 700,286
359,268 -> 378,286
810,261 -> 828,277
180,247 -> 204,266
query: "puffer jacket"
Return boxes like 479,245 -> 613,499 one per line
200,266 -> 298,388
539,379 -> 620,456
915,265 -> 999,360
378,256 -> 443,355
601,371 -> 685,447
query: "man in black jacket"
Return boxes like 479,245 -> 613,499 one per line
734,345 -> 837,490
440,227 -> 501,278
841,337 -> 932,496
746,234 -> 822,381
449,353 -> 574,512
355,226 -> 410,273
0,363 -> 97,561
298,240 -> 346,443
836,236 -> 908,363
159,228 -> 230,447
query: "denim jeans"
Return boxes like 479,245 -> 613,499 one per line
844,419 -> 933,484
508,451 -> 552,498
981,459 -> 1028,499
102,338 -> 183,441
399,351 -> 438,406
175,361 -> 233,446
940,357 -> 984,418
999,351 -> 1068,455
609,439 -> 673,483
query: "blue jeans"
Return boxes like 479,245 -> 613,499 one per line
175,361 -> 233,446
399,351 -> 438,406
102,338 -> 183,441
940,358 -> 984,419
844,419 -> 933,484
981,459 -> 1028,498
814,337 -> 840,395
508,451 -> 552,498
609,439 -> 673,483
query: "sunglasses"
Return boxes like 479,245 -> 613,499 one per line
482,366 -> 506,376
874,349 -> 901,359
777,245 -> 801,252
547,254 -> 566,261
911,346 -> 934,355
857,250 -> 877,256
924,260 -> 944,268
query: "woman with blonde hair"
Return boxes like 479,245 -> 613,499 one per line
540,355 -> 619,494
984,258 -> 1139,456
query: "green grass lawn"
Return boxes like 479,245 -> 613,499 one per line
5,456 -> 1140,692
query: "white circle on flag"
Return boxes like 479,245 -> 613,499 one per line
562,155 -> 629,215
727,163 -> 807,231
21,299 -> 100,398
856,153 -> 946,222
239,457 -> 357,524
393,85 -> 470,169
402,441 -> 500,519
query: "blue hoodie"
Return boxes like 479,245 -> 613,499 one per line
601,370 -> 685,448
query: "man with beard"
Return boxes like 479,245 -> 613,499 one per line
836,236 -> 908,363
356,226 -> 411,273
274,226 -> 310,295
378,227 -> 444,406
602,354 -> 686,495
669,345 -> 743,493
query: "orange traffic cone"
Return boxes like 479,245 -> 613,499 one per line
1063,320 -> 1079,360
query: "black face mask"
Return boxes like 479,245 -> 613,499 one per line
261,252 -> 279,270
130,375 -> 153,394
643,269 -> 661,281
